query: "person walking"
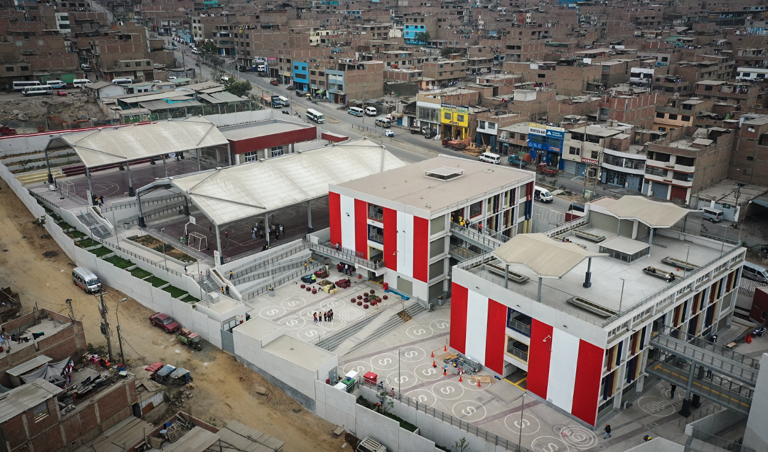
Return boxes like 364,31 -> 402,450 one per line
313,313 -> 317,323
670,384 -> 676,398
280,224 -> 284,236
225,285 -> 230,295
224,230 -> 229,238
706,368 -> 713,379
604,424 -> 612,440
229,270 -> 233,280
251,229 -> 256,240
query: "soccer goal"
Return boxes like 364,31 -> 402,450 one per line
188,232 -> 207,251
60,180 -> 75,198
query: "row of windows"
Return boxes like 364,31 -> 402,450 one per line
655,112 -> 692,121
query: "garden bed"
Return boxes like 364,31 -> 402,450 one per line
57,221 -> 74,231
181,294 -> 200,303
130,267 -> 152,280
147,276 -> 169,288
88,246 -> 112,257
67,230 -> 86,239
104,255 -> 133,269
76,238 -> 100,248
162,285 -> 187,298
128,235 -> 197,263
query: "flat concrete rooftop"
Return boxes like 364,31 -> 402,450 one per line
221,120 -> 313,141
467,226 -> 738,327
262,334 -> 335,370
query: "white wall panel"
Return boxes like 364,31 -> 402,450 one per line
340,194 -> 355,249
465,290 -> 489,365
547,327 -> 580,413
397,211 -> 413,278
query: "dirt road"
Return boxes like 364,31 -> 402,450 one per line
0,186 -> 345,451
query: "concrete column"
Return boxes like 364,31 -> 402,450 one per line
86,168 -> 95,205
264,213 -> 270,247
616,218 -> 621,236
137,189 -> 146,228
45,147 -> 54,185
162,154 -> 168,178
583,257 -> 592,288
649,228 -> 655,246
234,153 -> 240,165
307,200 -> 314,233
196,148 -> 201,172
632,220 -> 639,240
227,142 -> 232,166
537,277 -> 542,302
126,162 -> 135,197
504,264 -> 509,289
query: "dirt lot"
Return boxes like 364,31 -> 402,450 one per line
0,91 -> 106,131
0,187 -> 345,452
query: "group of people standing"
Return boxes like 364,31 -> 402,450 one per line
251,222 -> 285,242
313,310 -> 334,323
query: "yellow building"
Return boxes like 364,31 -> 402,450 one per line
440,104 -> 469,139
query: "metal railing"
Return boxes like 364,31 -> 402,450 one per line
368,233 -> 384,244
506,345 -> 529,362
688,427 -> 754,452
368,211 -> 384,221
652,326 -> 760,373
449,245 -> 480,261
244,262 -> 323,299
313,240 -> 386,269
230,242 -> 309,276
449,223 -> 507,251
101,193 -> 186,212
235,256 -> 312,287
100,239 -> 182,277
358,378 -> 534,452
541,217 -> 588,237
507,318 -> 531,336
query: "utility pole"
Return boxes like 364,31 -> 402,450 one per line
98,290 -> 115,362
116,298 -> 127,366
65,298 -> 75,323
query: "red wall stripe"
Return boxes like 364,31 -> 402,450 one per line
484,299 -> 507,375
383,208 -> 398,272
449,282 -> 468,354
527,319 -> 554,401
571,339 -> 604,426
412,216 -> 429,283
329,192 -> 341,247
230,127 -> 317,154
354,199 -> 368,259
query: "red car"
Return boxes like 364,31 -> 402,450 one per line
57,90 -> 67,96
149,312 -> 181,333
270,79 -> 279,86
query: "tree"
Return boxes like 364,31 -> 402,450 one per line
414,31 -> 431,44
453,437 -> 470,452
225,79 -> 252,97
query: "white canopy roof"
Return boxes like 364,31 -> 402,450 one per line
50,117 -> 228,169
606,195 -> 690,228
492,233 -> 605,279
171,139 -> 406,225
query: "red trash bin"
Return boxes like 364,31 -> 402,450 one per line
364,372 -> 378,385
383,282 -> 389,291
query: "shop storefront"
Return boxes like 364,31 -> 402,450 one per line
440,104 -> 469,140
528,123 -> 565,170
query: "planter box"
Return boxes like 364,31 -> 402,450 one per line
662,257 -> 698,271
575,230 -> 606,242
485,263 -> 529,283
567,296 -> 616,318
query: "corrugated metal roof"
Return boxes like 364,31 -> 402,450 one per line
605,196 -> 690,228
219,420 -> 285,451
49,117 -> 228,169
0,379 -> 63,424
171,138 -> 405,225
71,417 -> 155,452
492,234 -> 605,279
6,355 -> 52,377
138,99 -> 202,110
162,426 -> 218,452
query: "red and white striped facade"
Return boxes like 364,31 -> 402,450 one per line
449,281 -> 605,426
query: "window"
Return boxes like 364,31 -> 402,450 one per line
747,156 -> 755,161
569,146 -> 580,155
5,67 -> 13,72
271,146 -> 283,157
669,114 -> 678,120
488,122 -> 496,130
469,201 -> 482,218
444,112 -> 451,120
537,74 -> 546,79
479,121 -> 486,129
32,401 -> 49,422
658,127 -> 667,132
705,85 -> 713,91
656,112 -> 665,118
763,310 -> 767,320
456,115 -> 464,122
135,62 -> 141,67
681,115 -> 691,122
244,150 -> 259,162
591,151 -> 599,159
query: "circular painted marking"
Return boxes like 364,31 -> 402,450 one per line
638,396 -> 675,416
341,307 -> 365,321
320,317 -> 346,331
298,326 -> 325,341
258,306 -> 285,319
413,363 -> 443,381
553,425 -> 598,450
530,435 -> 570,452
429,319 -> 450,331
451,400 -> 487,422
399,346 -> 426,363
660,387 -> 685,403
370,353 -> 399,371
281,297 -> 306,309
430,381 -> 465,401
343,361 -> 370,376
386,370 -> 418,389
405,389 -> 437,407
278,315 -> 305,330
406,325 -> 433,339
320,300 -> 339,309
504,413 -> 541,436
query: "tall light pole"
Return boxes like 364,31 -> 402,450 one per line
116,298 -> 127,365
112,210 -> 120,248
397,347 -> 402,398
619,278 -> 625,314
97,290 -> 115,362
683,245 -> 690,279
160,228 -> 167,269
517,392 -> 525,452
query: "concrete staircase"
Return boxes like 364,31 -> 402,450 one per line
76,211 -> 111,239
16,168 -> 63,186
315,309 -> 386,352
343,302 -> 427,355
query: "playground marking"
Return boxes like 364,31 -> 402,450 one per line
503,413 -> 541,436
452,400 -> 487,422
370,353 -> 399,371
430,380 -> 465,401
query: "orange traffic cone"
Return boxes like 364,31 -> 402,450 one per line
444,345 -> 447,352
443,368 -> 447,376
431,351 -> 434,358
459,374 -> 463,383
432,360 -> 437,368
477,380 -> 482,388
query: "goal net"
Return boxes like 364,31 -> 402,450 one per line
188,232 -> 207,251
60,180 -> 75,198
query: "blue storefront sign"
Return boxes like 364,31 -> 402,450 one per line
546,129 -> 565,140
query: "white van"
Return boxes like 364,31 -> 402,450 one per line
46,80 -> 66,89
375,117 -> 391,127
72,267 -> 102,293
534,185 -> 553,203
278,95 -> 290,106
112,78 -> 133,85
743,263 -> 768,283
306,108 -> 325,123
73,79 -> 92,88
364,106 -> 378,116
348,107 -> 364,117
479,152 -> 501,164
702,207 -> 723,223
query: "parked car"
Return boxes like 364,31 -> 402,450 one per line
57,90 -> 67,96
149,312 -> 181,333
270,79 -> 279,86
384,129 -> 395,137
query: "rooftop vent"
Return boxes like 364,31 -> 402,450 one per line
424,166 -> 464,181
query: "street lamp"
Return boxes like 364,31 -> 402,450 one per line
683,245 -> 690,279
517,392 -> 526,452
116,298 -> 127,365
618,278 -> 625,314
